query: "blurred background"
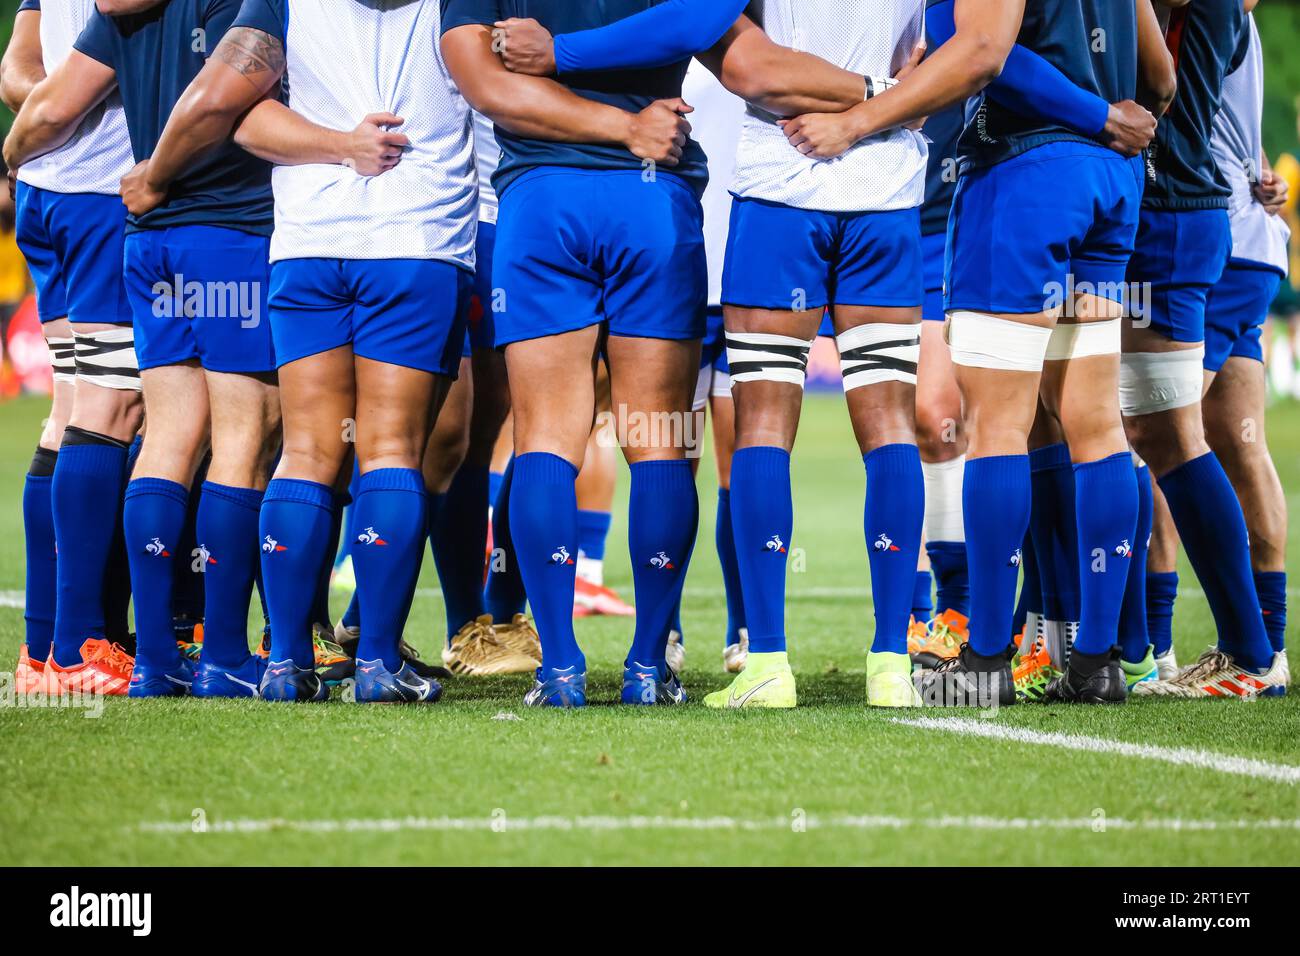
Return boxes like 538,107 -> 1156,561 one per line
0,0 -> 1298,399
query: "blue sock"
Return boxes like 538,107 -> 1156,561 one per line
864,444 -> 924,654
715,487 -> 746,645
352,468 -> 427,671
1029,443 -> 1080,622
508,453 -> 583,671
964,455 -> 1031,657
484,455 -> 528,622
171,468 -> 206,625
429,464 -> 489,638
1072,452 -> 1138,657
625,460 -> 698,666
730,446 -> 792,654
51,433 -> 128,666
576,509 -> 612,562
1013,530 -> 1038,637
927,541 -> 968,618
1158,453 -> 1272,671
261,478 -> 334,667
1119,464 -> 1153,663
1254,571 -> 1286,654
122,478 -> 189,671
102,434 -> 143,645
911,571 -> 933,621
22,448 -> 58,661
309,494 -> 344,629
342,590 -> 360,630
196,482 -> 263,669
1147,571 -> 1178,658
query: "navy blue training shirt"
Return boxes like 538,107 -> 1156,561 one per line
17,0 -> 40,12
75,0 -> 274,235
1142,0 -> 1243,211
918,13 -> 962,238
439,0 -> 708,199
957,0 -> 1136,171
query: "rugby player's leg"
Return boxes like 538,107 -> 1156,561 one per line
1123,326 -> 1273,674
833,302 -> 925,661
1027,405 -> 1081,667
1204,356 -> 1287,656
1040,295 -> 1137,664
22,318 -> 74,670
606,334 -> 700,681
1144,486 -> 1179,664
424,357 -> 481,642
575,366 -> 617,592
504,325 -> 601,679
709,374 -> 746,661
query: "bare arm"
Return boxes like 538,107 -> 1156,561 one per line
1,9 -> 45,114
142,26 -> 285,197
3,50 -> 116,169
781,0 -> 1024,158
695,16 -> 867,117
441,23 -> 689,166
1136,0 -> 1176,116
233,98 -> 410,176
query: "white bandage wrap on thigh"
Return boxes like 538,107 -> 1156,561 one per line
74,326 -> 142,392
922,455 -> 965,542
47,336 -> 76,385
725,332 -> 813,387
946,311 -> 1053,372
1118,346 -> 1205,417
837,322 -> 921,392
1045,318 -> 1121,361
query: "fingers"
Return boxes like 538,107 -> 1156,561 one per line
380,132 -> 411,149
364,112 -> 404,129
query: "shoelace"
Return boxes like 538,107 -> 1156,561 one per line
93,642 -> 135,672
312,634 -> 349,663
1173,649 -> 1232,685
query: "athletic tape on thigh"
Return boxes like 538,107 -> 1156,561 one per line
946,310 -> 1052,372
1045,318 -> 1121,361
710,369 -> 732,400
837,322 -> 921,391
692,363 -> 712,412
73,326 -> 142,392
1118,346 -> 1206,417
725,331 -> 813,387
47,336 -> 76,385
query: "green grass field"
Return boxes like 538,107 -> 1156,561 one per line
1,393 -> 1297,866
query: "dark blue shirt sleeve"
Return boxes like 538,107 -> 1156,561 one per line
928,0 -> 1109,137
230,0 -> 288,46
440,0 -> 500,35
204,0 -> 250,52
553,0 -> 748,74
73,9 -> 118,69
17,0 -> 40,13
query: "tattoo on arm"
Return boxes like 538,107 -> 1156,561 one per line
213,27 -> 285,79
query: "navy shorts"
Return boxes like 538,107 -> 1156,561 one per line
723,198 -> 923,311
1127,208 -> 1233,343
271,257 -> 470,376
946,142 -> 1143,314
1203,260 -> 1282,371
15,183 -> 131,325
492,167 -> 707,347
921,230 -> 946,321
463,220 -> 497,356
125,225 -> 274,373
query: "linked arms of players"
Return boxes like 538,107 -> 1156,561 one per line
441,22 -> 691,167
3,50 -> 116,170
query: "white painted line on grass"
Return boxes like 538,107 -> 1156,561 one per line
894,717 -> 1300,786
134,814 -> 1300,835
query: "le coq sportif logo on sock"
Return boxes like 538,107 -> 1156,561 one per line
49,886 -> 151,936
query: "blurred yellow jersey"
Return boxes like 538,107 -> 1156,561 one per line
1276,152 -> 1300,288
0,229 -> 30,304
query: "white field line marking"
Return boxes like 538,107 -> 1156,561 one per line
134,814 -> 1300,835
894,717 -> 1300,785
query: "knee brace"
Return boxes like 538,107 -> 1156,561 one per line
946,311 -> 1053,372
1045,317 -> 1121,361
74,326 -> 141,392
725,331 -> 814,388
47,336 -> 76,386
1119,346 -> 1205,417
837,322 -> 920,392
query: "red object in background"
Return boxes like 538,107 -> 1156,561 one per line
3,294 -> 52,397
